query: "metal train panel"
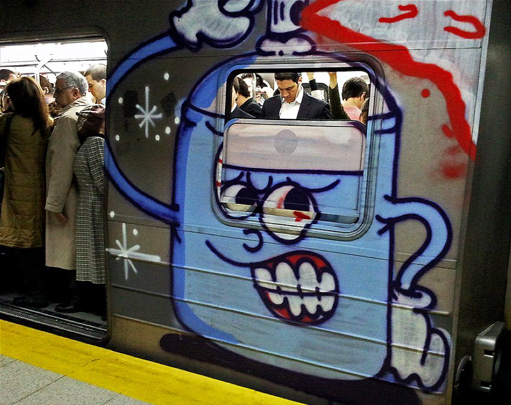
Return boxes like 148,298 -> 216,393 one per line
1,1 -> 510,404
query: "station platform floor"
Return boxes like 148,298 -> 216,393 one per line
0,320 -> 301,405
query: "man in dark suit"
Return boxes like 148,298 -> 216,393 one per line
229,106 -> 253,120
226,81 -> 254,121
233,77 -> 262,118
260,72 -> 332,120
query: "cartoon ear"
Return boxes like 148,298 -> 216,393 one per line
443,10 -> 486,39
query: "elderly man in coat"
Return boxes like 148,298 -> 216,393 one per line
45,71 -> 91,312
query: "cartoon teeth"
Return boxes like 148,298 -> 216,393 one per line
252,252 -> 339,324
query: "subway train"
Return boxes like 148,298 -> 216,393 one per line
1,1 -> 510,404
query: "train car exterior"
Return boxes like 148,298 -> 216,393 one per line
1,1 -> 510,404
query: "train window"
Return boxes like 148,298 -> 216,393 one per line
225,71 -> 369,121
217,69 -> 373,240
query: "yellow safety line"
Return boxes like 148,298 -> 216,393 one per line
0,320 -> 302,405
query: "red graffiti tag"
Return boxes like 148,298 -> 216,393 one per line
293,210 -> 311,222
444,10 -> 486,39
379,4 -> 418,24
441,161 -> 466,179
301,0 -> 479,161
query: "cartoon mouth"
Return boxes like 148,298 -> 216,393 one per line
251,251 -> 339,325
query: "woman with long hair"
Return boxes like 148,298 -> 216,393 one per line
0,77 -> 52,308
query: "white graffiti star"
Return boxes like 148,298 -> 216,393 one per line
134,86 -> 163,138
107,223 -> 161,280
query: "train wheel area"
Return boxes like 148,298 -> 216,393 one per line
0,320 -> 301,405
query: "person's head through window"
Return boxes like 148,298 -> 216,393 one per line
342,77 -> 368,109
275,72 -> 302,104
233,76 -> 251,107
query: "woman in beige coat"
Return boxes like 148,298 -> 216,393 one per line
0,77 -> 52,308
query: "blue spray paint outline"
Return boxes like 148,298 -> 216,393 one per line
103,3 -> 453,392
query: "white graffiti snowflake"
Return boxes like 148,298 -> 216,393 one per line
107,222 -> 161,280
134,86 -> 163,138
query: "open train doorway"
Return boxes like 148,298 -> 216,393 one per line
0,38 -> 108,343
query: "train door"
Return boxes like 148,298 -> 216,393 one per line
0,38 -> 108,342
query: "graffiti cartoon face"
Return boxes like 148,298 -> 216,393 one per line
169,56 -> 408,379
165,52 -> 452,389
103,37 -> 451,390
213,121 -> 368,325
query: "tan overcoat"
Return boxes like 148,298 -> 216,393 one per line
45,97 -> 91,270
0,114 -> 48,248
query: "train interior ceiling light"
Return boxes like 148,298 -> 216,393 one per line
0,41 -> 107,78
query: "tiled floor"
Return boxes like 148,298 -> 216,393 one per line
0,320 -> 301,405
0,355 -> 149,405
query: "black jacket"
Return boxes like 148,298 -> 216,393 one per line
239,98 -> 262,118
227,106 -> 254,121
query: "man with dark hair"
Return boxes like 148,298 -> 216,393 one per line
233,76 -> 261,118
84,64 -> 107,104
341,77 -> 368,120
260,72 -> 332,119
0,68 -> 19,83
0,68 -> 19,113
227,79 -> 253,120
33,75 -> 58,115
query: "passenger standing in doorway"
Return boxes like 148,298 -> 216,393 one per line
84,64 -> 107,105
0,77 -> 52,308
0,69 -> 20,113
0,69 -> 19,83
74,104 -> 107,317
34,75 -> 59,118
45,71 -> 91,312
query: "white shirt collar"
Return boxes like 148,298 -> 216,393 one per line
281,84 -> 304,106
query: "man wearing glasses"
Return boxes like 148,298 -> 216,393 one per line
45,71 -> 92,312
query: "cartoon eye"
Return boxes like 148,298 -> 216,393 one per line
261,185 -> 317,242
221,184 -> 258,217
